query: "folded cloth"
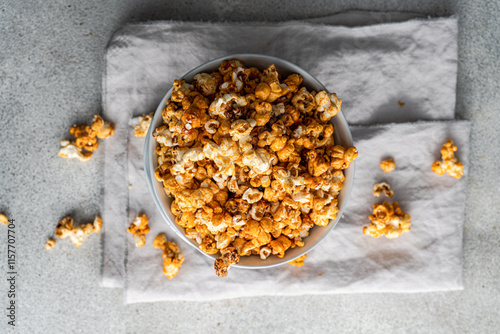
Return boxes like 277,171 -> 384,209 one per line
101,13 -> 459,288
125,120 -> 469,303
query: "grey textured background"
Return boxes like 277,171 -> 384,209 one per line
0,0 -> 499,333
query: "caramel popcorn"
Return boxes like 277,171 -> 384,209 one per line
153,233 -> 184,279
380,158 -> 396,173
134,113 -> 154,137
0,213 -> 8,226
363,201 -> 411,239
431,139 -> 464,179
153,59 -> 357,275
45,238 -> 56,250
55,216 -> 102,248
126,214 -> 151,247
288,254 -> 307,267
373,182 -> 394,198
59,115 -> 115,162
58,140 -> 93,162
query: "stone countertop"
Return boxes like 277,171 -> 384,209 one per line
0,1 -> 499,333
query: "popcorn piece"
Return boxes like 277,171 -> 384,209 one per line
431,139 -> 464,179
58,140 -> 93,162
153,233 -> 184,279
288,254 -> 307,267
194,72 -> 222,96
45,238 -> 56,250
126,214 -> 151,247
380,158 -> 396,173
329,145 -> 358,170
55,216 -> 102,248
134,113 -> 154,137
363,201 -> 411,239
373,182 -> 394,198
91,115 -> 115,139
214,246 -> 240,277
70,125 -> 99,151
0,213 -> 8,226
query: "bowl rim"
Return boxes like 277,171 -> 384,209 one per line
144,53 -> 356,269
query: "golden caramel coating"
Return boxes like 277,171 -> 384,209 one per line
45,238 -> 56,250
153,59 -> 358,276
55,216 -> 102,248
288,254 -> 307,267
380,158 -> 396,173
91,115 -> 115,139
58,140 -> 93,162
0,213 -> 8,226
70,125 -> 99,151
363,201 -> 411,239
373,182 -> 394,198
431,139 -> 464,179
126,214 -> 151,247
134,112 -> 154,137
153,233 -> 184,279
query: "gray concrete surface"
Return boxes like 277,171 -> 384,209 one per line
0,0 -> 499,333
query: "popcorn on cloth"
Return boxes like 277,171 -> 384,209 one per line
153,59 -> 358,276
431,139 -> 464,179
373,182 -> 394,198
126,214 -> 151,247
288,254 -> 307,267
55,216 -> 102,248
363,201 -> 411,239
380,158 -> 396,173
59,115 -> 115,162
134,112 -> 154,137
153,233 -> 184,279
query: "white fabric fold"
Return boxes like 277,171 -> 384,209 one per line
101,13 -> 461,293
124,120 -> 469,303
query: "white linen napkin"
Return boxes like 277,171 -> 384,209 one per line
101,13 -> 460,290
125,120 -> 469,303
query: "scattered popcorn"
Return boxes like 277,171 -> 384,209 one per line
153,59 -> 358,276
288,254 -> 307,267
134,112 -> 154,137
380,158 -> 396,173
363,201 -> 411,239
126,214 -> 150,247
45,238 -> 56,250
373,182 -> 394,198
55,216 -> 102,248
58,140 -> 93,162
153,233 -> 184,279
59,115 -> 115,162
431,139 -> 464,179
0,213 -> 8,226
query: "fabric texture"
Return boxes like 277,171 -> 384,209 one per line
101,12 -> 466,303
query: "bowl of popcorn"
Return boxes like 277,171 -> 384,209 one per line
144,54 -> 358,276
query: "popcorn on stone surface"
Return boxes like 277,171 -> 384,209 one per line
45,238 -> 56,250
363,201 -> 411,239
288,254 -> 307,267
431,139 -> 464,179
55,216 -> 102,248
153,59 -> 358,276
0,213 -> 8,226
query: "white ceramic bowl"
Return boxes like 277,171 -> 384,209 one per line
144,54 -> 355,269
